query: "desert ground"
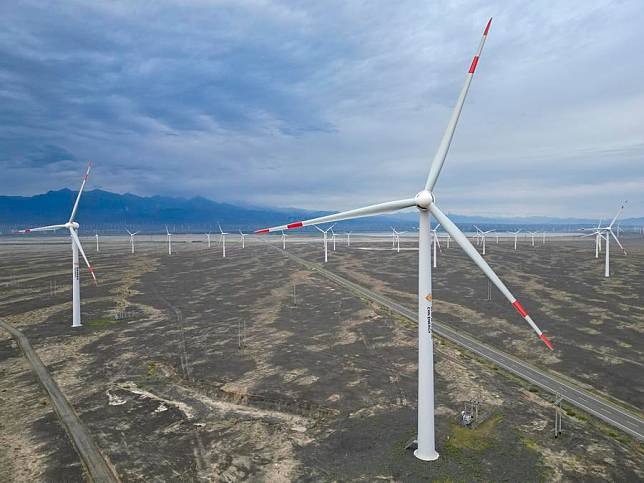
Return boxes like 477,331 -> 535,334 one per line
0,233 -> 642,481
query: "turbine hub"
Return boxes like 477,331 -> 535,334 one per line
415,190 -> 435,209
71,222 -> 79,230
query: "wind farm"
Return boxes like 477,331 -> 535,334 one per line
1,3 -> 644,483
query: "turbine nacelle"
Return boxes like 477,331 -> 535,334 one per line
415,190 -> 435,210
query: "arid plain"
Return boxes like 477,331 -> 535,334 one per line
1,234 -> 642,481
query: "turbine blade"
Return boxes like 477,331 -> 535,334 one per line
610,230 -> 627,254
18,224 -> 66,233
69,228 -> 97,284
69,161 -> 92,223
608,202 -> 626,228
430,203 -> 553,350
255,198 -> 415,233
425,18 -> 492,192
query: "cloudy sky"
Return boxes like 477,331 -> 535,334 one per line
1,0 -> 643,217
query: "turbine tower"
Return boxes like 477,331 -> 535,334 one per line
280,230 -> 287,250
255,19 -> 552,462
239,230 -> 247,248
431,224 -> 441,268
513,229 -> 521,250
126,228 -> 139,254
95,232 -> 100,252
218,223 -> 228,258
206,232 -> 212,248
19,162 -> 97,327
346,231 -> 352,247
166,225 -> 173,255
314,225 -> 334,262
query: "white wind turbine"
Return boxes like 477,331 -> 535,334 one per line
579,218 -> 603,258
95,232 -> 100,252
239,230 -> 247,248
346,231 -> 352,247
19,162 -> 97,327
255,19 -> 552,461
330,226 -> 337,251
431,224 -> 441,268
206,232 -> 212,248
314,225 -> 334,262
528,231 -> 536,247
473,225 -> 495,255
391,227 -> 405,253
218,223 -> 228,258
126,228 -> 139,254
580,203 -> 627,277
165,225 -> 173,255
280,230 -> 287,249
513,229 -> 521,250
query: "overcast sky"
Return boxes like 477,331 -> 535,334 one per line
1,0 -> 643,218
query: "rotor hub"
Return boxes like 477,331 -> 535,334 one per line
415,190 -> 435,209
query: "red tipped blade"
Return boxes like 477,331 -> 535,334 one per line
540,334 -> 554,350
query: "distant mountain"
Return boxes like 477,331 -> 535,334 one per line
0,189 -> 330,233
0,189 -> 641,233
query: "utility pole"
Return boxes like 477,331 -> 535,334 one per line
554,393 -> 563,438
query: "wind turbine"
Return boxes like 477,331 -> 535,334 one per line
254,19 -> 552,462
19,162 -> 97,327
280,230 -> 287,250
239,230 -> 247,248
165,226 -> 173,255
527,231 -> 536,247
206,232 -> 212,248
474,226 -> 495,255
346,231 -> 352,247
513,229 -> 521,250
95,232 -> 100,252
126,228 -> 139,254
314,225 -> 334,262
330,226 -> 337,251
431,224 -> 441,268
392,227 -> 405,253
218,223 -> 228,258
580,203 -> 627,277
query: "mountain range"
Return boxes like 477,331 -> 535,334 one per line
0,189 -> 642,233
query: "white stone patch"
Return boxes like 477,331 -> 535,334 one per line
106,390 -> 127,406
154,403 -> 168,413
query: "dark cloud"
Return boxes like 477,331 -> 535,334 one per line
0,0 -> 642,217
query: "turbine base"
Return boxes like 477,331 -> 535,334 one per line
414,448 -> 439,461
